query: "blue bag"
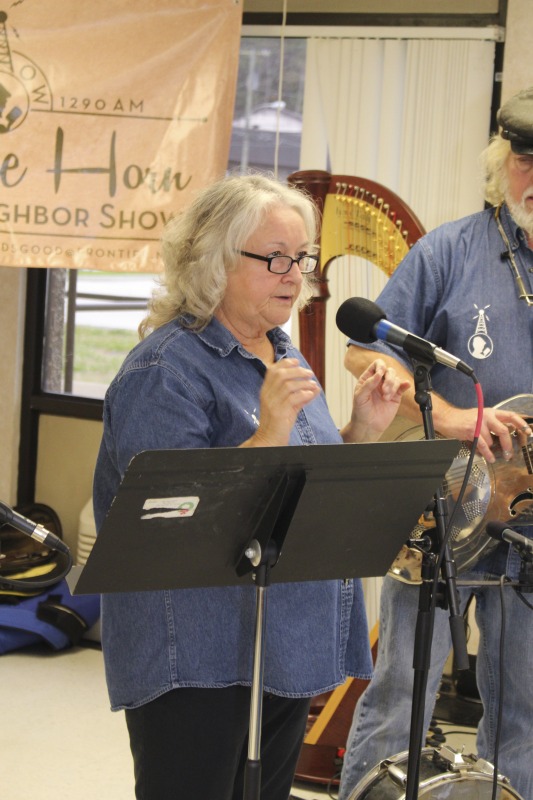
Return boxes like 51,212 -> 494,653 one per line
0,503 -> 100,654
0,578 -> 100,654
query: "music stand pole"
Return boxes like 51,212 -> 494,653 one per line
405,360 -> 469,800
242,539 -> 279,800
235,468 -> 306,800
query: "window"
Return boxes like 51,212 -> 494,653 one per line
42,268 -> 158,398
40,35 -> 307,400
229,37 -> 306,181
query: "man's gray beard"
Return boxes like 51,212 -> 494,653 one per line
504,188 -> 533,239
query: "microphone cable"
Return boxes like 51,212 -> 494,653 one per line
429,377 -> 484,587
0,549 -> 73,593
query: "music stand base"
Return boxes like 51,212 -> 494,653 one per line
244,759 -> 261,800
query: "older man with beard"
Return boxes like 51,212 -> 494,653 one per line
338,86 -> 533,800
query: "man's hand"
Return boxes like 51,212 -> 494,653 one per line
435,405 -> 532,463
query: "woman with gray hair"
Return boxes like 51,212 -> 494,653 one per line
93,173 -> 409,800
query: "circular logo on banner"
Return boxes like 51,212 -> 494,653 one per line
0,12 -> 52,135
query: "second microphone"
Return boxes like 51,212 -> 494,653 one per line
336,296 -> 474,377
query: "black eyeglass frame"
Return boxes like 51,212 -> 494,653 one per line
237,250 -> 319,275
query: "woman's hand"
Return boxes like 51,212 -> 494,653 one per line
341,358 -> 411,443
241,358 -> 321,448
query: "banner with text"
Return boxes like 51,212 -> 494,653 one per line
0,1 -> 242,271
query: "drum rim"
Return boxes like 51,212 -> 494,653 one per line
347,746 -> 524,799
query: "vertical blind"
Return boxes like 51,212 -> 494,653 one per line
299,34 -> 496,425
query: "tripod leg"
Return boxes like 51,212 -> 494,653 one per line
405,560 -> 435,799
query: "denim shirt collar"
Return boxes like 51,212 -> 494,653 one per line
191,315 -> 291,361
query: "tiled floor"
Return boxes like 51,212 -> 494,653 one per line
3,643 -> 133,800
2,642 -> 478,800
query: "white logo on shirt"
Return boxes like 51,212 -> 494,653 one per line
244,408 -> 260,426
468,304 -> 493,359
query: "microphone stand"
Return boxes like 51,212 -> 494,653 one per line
404,359 -> 469,800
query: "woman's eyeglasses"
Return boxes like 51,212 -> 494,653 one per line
237,250 -> 319,274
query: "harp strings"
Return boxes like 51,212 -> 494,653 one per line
321,180 -> 414,428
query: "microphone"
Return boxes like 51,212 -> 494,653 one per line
486,521 -> 533,556
336,297 -> 474,377
0,501 -> 70,555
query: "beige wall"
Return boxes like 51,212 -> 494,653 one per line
501,0 -> 533,101
0,267 -> 26,504
35,415 -> 103,555
244,0 -> 499,13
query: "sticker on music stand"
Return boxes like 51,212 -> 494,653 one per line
141,497 -> 199,519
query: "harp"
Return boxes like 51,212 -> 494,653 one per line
288,169 -> 426,391
288,170 -> 426,786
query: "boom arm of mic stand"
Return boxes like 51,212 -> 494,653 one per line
412,362 -> 469,670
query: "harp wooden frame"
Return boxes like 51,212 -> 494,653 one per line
288,169 -> 426,390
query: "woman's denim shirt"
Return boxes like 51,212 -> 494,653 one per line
94,317 -> 372,710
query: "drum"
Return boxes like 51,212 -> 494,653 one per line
347,746 -> 524,799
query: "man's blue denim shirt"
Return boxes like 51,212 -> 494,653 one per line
351,204 -> 533,407
94,317 -> 373,710
347,203 -> 533,579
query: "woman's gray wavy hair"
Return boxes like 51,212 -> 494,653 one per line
479,134 -> 512,206
139,173 -> 319,337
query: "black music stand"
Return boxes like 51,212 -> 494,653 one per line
74,439 -> 460,800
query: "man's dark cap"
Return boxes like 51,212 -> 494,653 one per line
497,87 -> 533,155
